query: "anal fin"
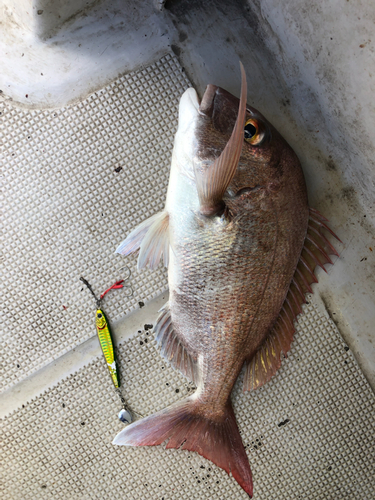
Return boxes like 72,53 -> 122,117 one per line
243,208 -> 341,392
154,302 -> 199,385
115,211 -> 169,270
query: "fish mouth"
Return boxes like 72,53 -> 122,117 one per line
176,87 -> 200,135
198,84 -> 243,137
199,84 -> 243,117
198,84 -> 219,117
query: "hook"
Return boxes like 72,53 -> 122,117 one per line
117,265 -> 131,282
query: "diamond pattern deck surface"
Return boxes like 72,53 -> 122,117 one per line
1,54 -> 189,391
1,54 -> 374,500
2,303 -> 374,499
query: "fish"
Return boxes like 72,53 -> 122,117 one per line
113,63 -> 340,497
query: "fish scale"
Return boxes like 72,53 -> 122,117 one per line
113,66 -> 339,498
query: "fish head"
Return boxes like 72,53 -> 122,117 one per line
194,83 -> 305,215
172,67 -> 306,218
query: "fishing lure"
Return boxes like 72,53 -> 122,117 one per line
95,307 -> 120,387
80,272 -> 134,424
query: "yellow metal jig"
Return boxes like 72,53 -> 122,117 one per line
80,273 -> 136,424
95,308 -> 119,388
80,275 -> 129,388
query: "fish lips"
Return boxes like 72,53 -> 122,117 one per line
198,84 -> 218,117
199,84 -> 241,137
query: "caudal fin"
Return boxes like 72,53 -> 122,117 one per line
113,396 -> 253,497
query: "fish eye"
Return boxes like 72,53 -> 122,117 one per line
244,122 -> 257,139
97,313 -> 102,318
244,118 -> 264,146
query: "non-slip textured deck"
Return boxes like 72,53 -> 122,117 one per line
1,54 -> 374,500
1,54 -> 189,391
2,303 -> 374,499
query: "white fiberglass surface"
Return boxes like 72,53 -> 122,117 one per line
1,1 -> 374,498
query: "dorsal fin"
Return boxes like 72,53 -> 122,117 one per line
243,208 -> 341,392
154,302 -> 200,385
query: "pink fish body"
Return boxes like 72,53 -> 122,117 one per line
114,65 -> 339,497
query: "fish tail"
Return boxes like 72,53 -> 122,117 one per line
113,395 -> 253,497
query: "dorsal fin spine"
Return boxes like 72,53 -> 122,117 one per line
306,234 -> 334,264
309,213 -> 342,242
284,301 -> 296,323
292,278 -> 306,302
309,207 -> 328,221
289,287 -> 303,314
268,334 -> 279,360
274,322 -> 290,353
264,344 -> 272,370
280,308 -> 293,330
300,255 -> 318,282
295,266 -> 313,293
308,225 -> 339,256
304,244 -> 327,273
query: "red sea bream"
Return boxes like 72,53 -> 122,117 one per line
113,64 -> 340,497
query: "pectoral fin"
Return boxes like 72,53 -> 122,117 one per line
194,62 -> 247,216
116,211 -> 169,270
